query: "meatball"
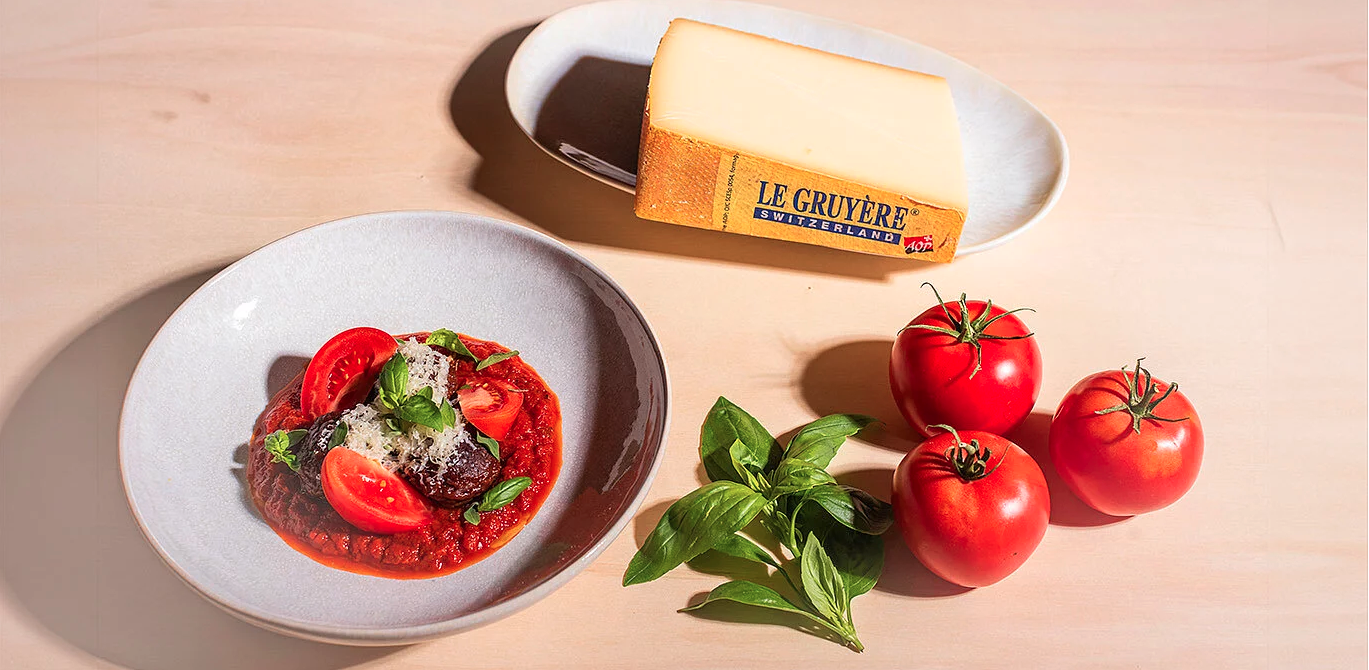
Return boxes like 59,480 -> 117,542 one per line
296,411 -> 342,498
401,434 -> 501,508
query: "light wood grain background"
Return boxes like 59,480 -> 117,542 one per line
0,0 -> 1365,668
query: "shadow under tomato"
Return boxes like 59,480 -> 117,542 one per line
833,467 -> 895,501
0,269 -> 400,670
797,339 -> 920,453
1009,412 -> 1130,528
447,27 -> 931,282
266,355 -> 308,398
877,537 -> 974,599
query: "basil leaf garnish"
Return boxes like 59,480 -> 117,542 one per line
623,481 -> 767,586
478,476 -> 532,512
426,329 -> 477,361
803,484 -> 894,536
377,352 -> 408,405
264,429 -> 307,472
800,532 -> 849,625
394,394 -> 446,432
475,431 -> 500,460
475,350 -> 520,371
439,399 -> 457,430
784,414 -> 878,470
463,506 -> 481,525
327,421 -> 349,449
699,397 -> 781,485
768,458 -> 837,498
415,386 -> 433,401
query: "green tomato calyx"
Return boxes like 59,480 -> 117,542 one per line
1094,358 -> 1190,434
899,283 -> 1035,379
932,424 -> 1005,482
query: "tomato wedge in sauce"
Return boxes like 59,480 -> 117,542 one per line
458,379 -> 524,440
321,447 -> 433,534
300,327 -> 397,421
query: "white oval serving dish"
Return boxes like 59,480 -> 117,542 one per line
506,0 -> 1068,255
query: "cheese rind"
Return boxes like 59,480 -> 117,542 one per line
635,19 -> 969,262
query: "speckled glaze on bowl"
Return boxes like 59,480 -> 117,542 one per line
119,211 -> 670,645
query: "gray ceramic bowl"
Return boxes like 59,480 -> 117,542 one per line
119,211 -> 670,645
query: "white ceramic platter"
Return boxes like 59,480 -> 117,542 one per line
119,211 -> 670,645
506,0 -> 1068,255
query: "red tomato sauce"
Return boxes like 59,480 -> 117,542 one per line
247,333 -> 561,579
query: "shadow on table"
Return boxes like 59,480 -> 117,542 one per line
0,269 -> 400,670
447,26 -> 931,282
796,338 -> 920,453
1009,412 -> 1130,528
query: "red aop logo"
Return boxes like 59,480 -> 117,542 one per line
902,234 -> 934,254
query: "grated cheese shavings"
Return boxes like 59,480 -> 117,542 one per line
337,339 -> 473,477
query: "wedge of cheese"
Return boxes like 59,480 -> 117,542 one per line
635,19 -> 968,262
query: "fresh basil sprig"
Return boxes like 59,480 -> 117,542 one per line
625,398 -> 882,652
463,476 -> 532,526
264,429 -> 307,471
375,352 -> 459,433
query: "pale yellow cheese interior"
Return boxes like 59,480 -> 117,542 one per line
647,19 -> 968,213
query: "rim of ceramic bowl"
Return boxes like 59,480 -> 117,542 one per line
117,210 -> 673,645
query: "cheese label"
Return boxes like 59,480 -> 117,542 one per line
709,152 -> 965,263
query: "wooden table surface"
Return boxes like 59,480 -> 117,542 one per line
1,0 -> 1365,667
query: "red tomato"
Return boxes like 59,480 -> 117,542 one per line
457,379 -> 524,440
321,447 -> 433,534
890,285 -> 1042,438
1050,360 -> 1203,516
892,426 -> 1049,587
301,327 -> 398,421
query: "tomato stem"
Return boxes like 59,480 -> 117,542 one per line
899,283 -> 1035,379
930,424 -> 1006,482
1094,358 -> 1190,434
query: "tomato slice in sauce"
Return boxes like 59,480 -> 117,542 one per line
300,327 -> 398,421
321,447 -> 433,534
458,379 -> 523,440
